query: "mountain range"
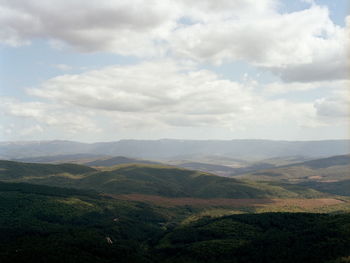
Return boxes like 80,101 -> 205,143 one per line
1,139 -> 349,160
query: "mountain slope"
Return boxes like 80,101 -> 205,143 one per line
294,154 -> 350,169
0,160 -> 96,180
239,154 -> 350,183
0,161 -> 328,199
84,156 -> 159,167
12,153 -> 107,164
1,182 -> 350,263
157,213 -> 350,263
0,181 -> 167,263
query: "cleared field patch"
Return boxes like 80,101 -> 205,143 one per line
106,193 -> 345,209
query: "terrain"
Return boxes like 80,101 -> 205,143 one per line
0,160 -> 333,200
238,155 -> 350,197
1,149 -> 350,263
1,182 -> 350,263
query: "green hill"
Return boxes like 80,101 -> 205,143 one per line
295,155 -> 350,169
0,161 -> 328,199
0,160 -> 96,180
76,164 -> 327,198
300,179 -> 350,197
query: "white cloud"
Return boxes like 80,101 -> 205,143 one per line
0,98 -> 100,134
0,0 -> 179,56
0,0 -> 348,82
170,6 -> 349,81
314,85 -> 350,119
0,0 -> 348,140
1,59 -> 347,140
26,60 -> 319,130
263,80 -> 350,95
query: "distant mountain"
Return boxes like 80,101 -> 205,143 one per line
239,155 -> 350,195
84,156 -> 159,167
1,139 -> 349,160
0,160 -> 327,199
12,153 -> 107,164
292,154 -> 350,169
176,162 -> 237,176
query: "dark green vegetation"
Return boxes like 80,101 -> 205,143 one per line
0,182 -> 170,263
0,160 -> 95,180
0,182 -> 350,263
158,213 -> 350,263
0,160 -> 327,198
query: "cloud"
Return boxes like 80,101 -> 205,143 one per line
0,0 -> 179,56
0,98 -> 100,134
2,59 -> 347,140
170,5 -> 349,81
53,64 -> 73,71
0,0 -> 347,82
25,60 -> 319,131
314,85 -> 350,119
263,80 -> 350,95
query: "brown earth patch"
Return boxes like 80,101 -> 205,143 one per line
104,193 -> 345,209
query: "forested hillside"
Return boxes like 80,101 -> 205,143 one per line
1,182 -> 350,263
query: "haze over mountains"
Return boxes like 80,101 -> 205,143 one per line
1,139 -> 349,160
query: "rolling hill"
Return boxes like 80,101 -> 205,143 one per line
83,156 -> 159,167
239,155 -> 350,182
0,160 -> 328,199
0,160 -> 96,180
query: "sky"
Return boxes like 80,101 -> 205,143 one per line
0,0 -> 349,142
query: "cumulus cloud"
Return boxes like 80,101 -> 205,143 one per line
0,0 -> 348,82
170,5 -> 349,81
315,97 -> 349,118
0,98 -> 100,134
25,60 -> 318,130
2,59 -> 346,140
0,0 -> 179,56
314,84 -> 350,119
0,0 -> 348,140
